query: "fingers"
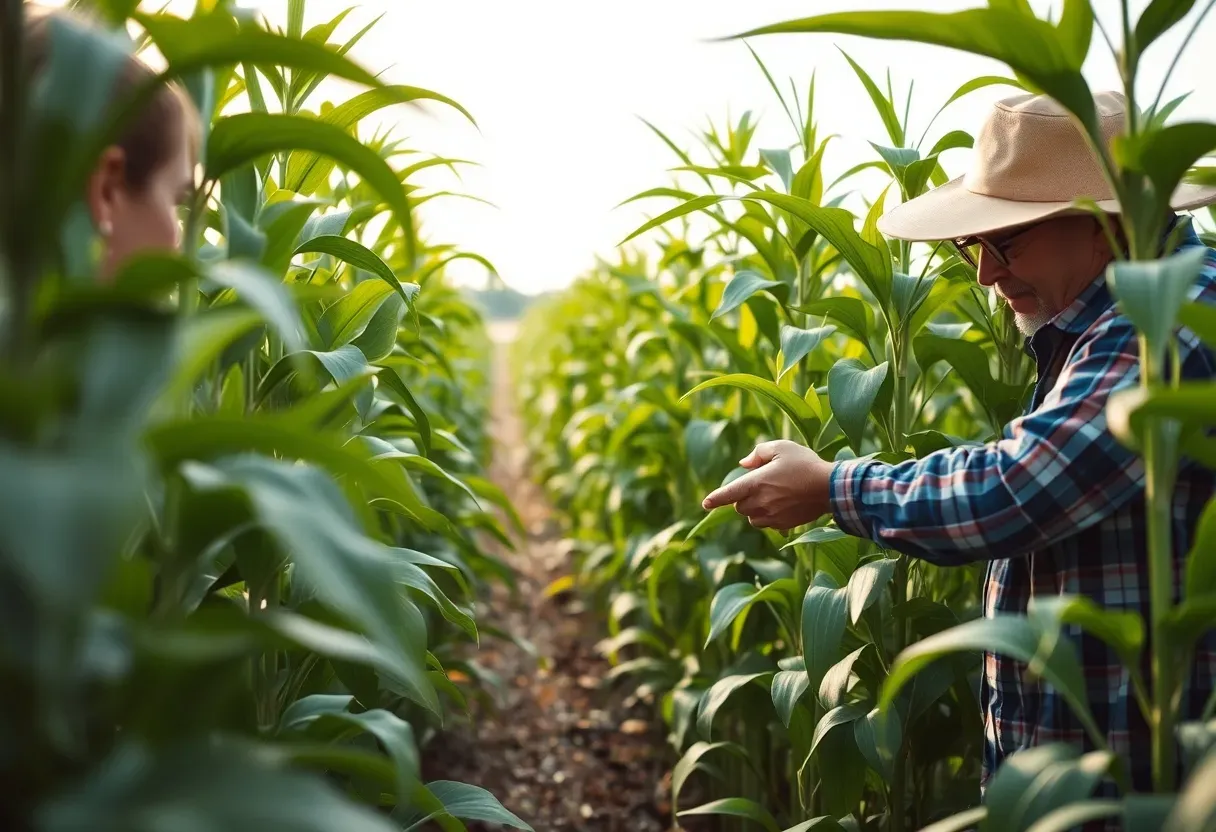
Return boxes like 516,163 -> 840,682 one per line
739,440 -> 792,469
702,472 -> 755,510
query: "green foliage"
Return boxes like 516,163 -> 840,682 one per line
0,3 -> 526,830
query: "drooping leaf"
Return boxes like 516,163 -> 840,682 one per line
711,270 -> 787,320
881,615 -> 1103,749
779,325 -> 836,380
205,113 -> 417,266
801,572 -> 849,695
684,374 -> 818,445
678,798 -> 781,832
827,359 -> 889,452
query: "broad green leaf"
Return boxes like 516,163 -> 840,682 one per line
295,235 -> 419,308
138,13 -> 393,96
918,808 -> 987,832
671,741 -> 749,815
818,644 -> 871,710
771,665 -> 810,728
983,744 -> 1083,832
1136,1 -> 1200,55
809,702 -> 866,758
846,557 -> 897,624
256,346 -> 374,405
1166,743 -> 1216,830
259,197 -> 325,273
706,583 -> 759,646
1025,595 -> 1144,678
287,85 -> 476,192
881,615 -> 1103,749
352,294 -> 406,363
39,741 -> 400,832
206,260 -> 304,352
1056,0 -> 1094,66
779,325 -> 836,380
279,693 -> 353,731
697,671 -> 775,739
321,280 -> 397,348
815,710 -> 868,816
375,359 -> 433,456
395,560 -> 477,643
928,129 -> 974,157
296,708 -> 421,801
782,819 -> 846,832
187,458 -> 439,716
914,332 -> 1025,427
205,113 -> 417,266
1187,498 -> 1216,599
1008,751 -> 1115,832
742,192 -> 892,305
619,194 -> 724,245
728,10 -> 1097,137
711,270 -> 787,320
1179,300 -> 1216,348
159,307 -> 263,406
1126,796 -> 1178,832
1029,801 -> 1125,832
421,780 -> 532,830
801,572 -> 849,694
794,297 -> 872,344
827,359 -> 889,452
853,705 -> 901,782
1108,247 -> 1208,373
684,374 -> 818,445
147,415 -> 450,534
679,798 -> 781,832
783,526 -> 847,548
760,148 -> 794,190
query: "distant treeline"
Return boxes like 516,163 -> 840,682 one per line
464,286 -> 550,320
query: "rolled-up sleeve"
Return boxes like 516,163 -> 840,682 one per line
828,313 -> 1145,566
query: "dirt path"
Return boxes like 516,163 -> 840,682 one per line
421,320 -> 677,831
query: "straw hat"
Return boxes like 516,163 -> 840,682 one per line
877,90 -> 1216,242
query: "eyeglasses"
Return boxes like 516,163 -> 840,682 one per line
953,224 -> 1036,269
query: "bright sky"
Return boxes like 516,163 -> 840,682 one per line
52,1 -> 1216,293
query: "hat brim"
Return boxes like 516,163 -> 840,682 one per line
876,175 -> 1216,242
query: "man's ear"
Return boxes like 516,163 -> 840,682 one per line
86,146 -> 127,236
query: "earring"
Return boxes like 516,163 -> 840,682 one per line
98,219 -> 113,238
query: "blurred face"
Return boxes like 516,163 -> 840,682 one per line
87,129 -> 196,281
967,215 -> 1114,336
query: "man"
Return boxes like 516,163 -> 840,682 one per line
701,91 -> 1216,794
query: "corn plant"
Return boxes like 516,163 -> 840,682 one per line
516,45 -> 1050,830
0,1 -> 528,830
728,1 -> 1216,829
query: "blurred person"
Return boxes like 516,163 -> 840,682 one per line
22,5 -> 200,279
700,91 -> 1216,798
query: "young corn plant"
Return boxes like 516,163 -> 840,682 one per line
1,2 -> 528,830
519,50 -> 1039,831
736,1 -> 1216,829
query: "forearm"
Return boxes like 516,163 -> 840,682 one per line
828,433 -> 1144,565
828,448 -> 1044,566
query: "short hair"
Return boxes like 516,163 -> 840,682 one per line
22,4 -> 200,190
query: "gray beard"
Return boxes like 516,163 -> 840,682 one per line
1013,306 -> 1056,337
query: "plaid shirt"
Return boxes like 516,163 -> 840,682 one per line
830,223 -> 1216,802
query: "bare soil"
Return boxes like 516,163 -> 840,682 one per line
421,321 -> 687,832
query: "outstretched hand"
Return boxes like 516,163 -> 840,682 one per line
701,440 -> 833,530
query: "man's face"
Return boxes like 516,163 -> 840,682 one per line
974,216 -> 1106,336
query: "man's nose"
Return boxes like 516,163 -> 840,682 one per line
976,252 -> 1004,287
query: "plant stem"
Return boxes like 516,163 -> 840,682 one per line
1144,415 -> 1178,793
890,557 -> 909,832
